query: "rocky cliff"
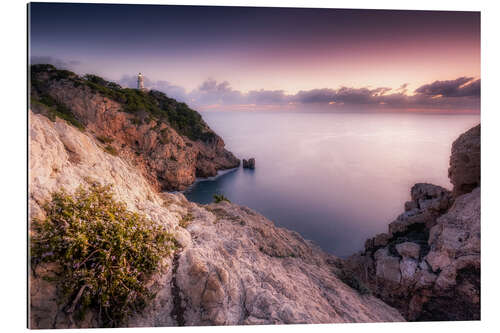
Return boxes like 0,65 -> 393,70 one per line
29,64 -> 479,327
345,125 -> 480,321
29,107 -> 403,328
30,64 -> 239,191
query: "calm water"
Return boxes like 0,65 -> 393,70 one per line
185,111 -> 479,257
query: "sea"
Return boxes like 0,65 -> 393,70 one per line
184,111 -> 480,257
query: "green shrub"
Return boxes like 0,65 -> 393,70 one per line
30,182 -> 177,326
104,145 -> 118,156
213,194 -> 230,203
30,64 -> 217,141
96,135 -> 114,144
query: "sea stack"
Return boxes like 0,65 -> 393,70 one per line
242,158 -> 256,169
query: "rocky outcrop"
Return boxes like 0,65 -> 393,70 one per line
346,124 -> 480,321
449,124 -> 480,197
29,111 -> 404,328
30,65 -> 239,191
242,158 -> 256,169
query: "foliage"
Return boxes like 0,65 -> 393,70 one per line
30,64 -> 216,142
30,182 -> 177,327
30,65 -> 84,130
103,145 -> 119,156
96,135 -> 114,144
179,213 -> 194,228
213,193 -> 230,203
30,94 -> 84,131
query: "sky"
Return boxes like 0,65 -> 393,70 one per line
29,3 -> 480,112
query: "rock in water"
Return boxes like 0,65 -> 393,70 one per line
449,124 -> 480,197
29,111 -> 403,328
242,158 -> 255,169
29,65 -> 240,191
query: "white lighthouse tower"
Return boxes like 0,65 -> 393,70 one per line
137,73 -> 145,91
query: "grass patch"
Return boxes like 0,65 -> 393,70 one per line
213,193 -> 230,203
104,145 -> 118,156
96,135 -> 114,144
31,96 -> 84,131
30,181 -> 177,327
179,213 -> 194,228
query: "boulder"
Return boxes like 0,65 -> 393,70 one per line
448,124 -> 480,197
374,248 -> 401,283
29,111 -> 404,327
345,125 -> 480,321
242,158 -> 256,169
395,242 -> 420,260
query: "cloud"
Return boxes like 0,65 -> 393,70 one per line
190,79 -> 244,105
414,77 -> 480,97
30,56 -> 81,69
294,89 -> 335,104
246,89 -> 288,105
116,75 -> 480,112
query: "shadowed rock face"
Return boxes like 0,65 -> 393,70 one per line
346,124 -> 480,321
449,124 -> 480,197
29,111 -> 404,328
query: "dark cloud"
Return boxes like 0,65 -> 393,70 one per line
190,79 -> 244,105
247,89 -> 287,104
116,75 -> 480,112
334,87 -> 379,104
414,77 -> 480,97
30,56 -> 80,69
294,89 -> 335,104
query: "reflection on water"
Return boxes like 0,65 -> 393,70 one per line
184,111 -> 480,257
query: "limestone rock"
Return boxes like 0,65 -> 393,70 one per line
389,183 -> 452,235
30,68 -> 240,191
374,248 -> 401,283
29,111 -> 404,328
242,158 -> 256,169
345,125 -> 480,321
448,124 -> 480,197
395,242 -> 420,260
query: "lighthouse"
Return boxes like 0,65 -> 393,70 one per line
137,73 -> 145,91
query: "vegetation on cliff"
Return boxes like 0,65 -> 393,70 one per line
30,181 -> 177,327
30,64 -> 215,142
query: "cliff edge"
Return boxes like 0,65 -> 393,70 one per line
28,83 -> 403,327
345,125 -> 480,321
30,64 -> 239,191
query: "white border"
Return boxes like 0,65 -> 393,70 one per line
1,0 -> 499,332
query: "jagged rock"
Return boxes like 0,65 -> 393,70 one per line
242,158 -> 256,169
29,111 -> 404,328
449,124 -> 480,197
374,248 -> 401,283
30,67 -> 240,191
345,125 -> 480,321
400,258 -> 418,281
389,183 -> 452,235
365,233 -> 391,252
395,242 -> 420,259
425,187 -> 480,291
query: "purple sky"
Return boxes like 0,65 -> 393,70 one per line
29,3 -> 480,112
